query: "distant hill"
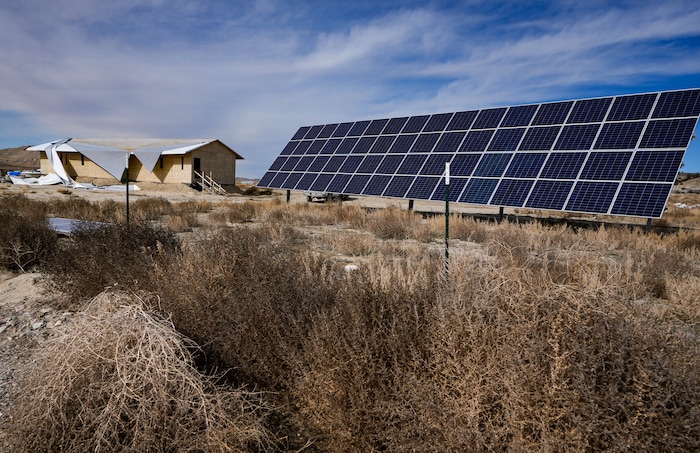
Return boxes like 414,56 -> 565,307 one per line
0,147 -> 39,171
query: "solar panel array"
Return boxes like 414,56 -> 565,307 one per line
259,89 -> 700,218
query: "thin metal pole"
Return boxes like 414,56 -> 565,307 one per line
125,153 -> 130,224
286,190 -> 291,203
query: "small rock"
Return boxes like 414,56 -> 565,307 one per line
31,321 -> 44,330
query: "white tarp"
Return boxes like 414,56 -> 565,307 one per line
45,138 -> 75,185
67,142 -> 129,180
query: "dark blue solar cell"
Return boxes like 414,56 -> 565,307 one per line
383,117 -> 409,134
540,152 -> 587,179
377,155 -> 405,174
526,180 -> 575,210
270,172 -> 290,187
488,128 -> 525,151
532,101 -> 573,125
362,175 -> 392,196
292,127 -> 310,140
281,172 -> 303,189
567,98 -> 612,123
308,155 -> 330,172
365,119 -> 389,135
639,119 -> 697,149
566,181 -> 619,213
320,138 -> 342,154
295,173 -> 318,190
352,136 -> 377,154
554,124 -> 600,150
327,174 -> 352,193
505,153 -> 547,178
291,140 -> 312,155
460,130 -> 495,152
472,107 -> 507,129
607,93 -> 657,121
580,151 -> 632,180
332,122 -> 354,137
398,155 -> 428,174
280,141 -> 298,155
501,104 -> 538,127
269,156 -> 287,171
389,135 -> 417,153
611,183 -> 671,217
307,140 -> 326,154
410,133 -> 440,153
304,125 -> 323,139
460,178 -> 499,204
281,156 -> 300,171
450,154 -> 481,176
339,155 -> 364,173
594,122 -> 645,149
323,156 -> 347,173
348,120 -> 371,136
258,172 -> 275,188
294,156 -> 315,172
430,177 -> 469,202
519,126 -> 561,151
424,113 -> 453,132
473,153 -> 513,177
625,150 -> 685,182
336,137 -> 359,154
446,111 -> 478,131
420,154 -> 453,175
317,124 -> 338,138
357,155 -> 384,173
403,115 -> 430,133
344,174 -> 371,194
406,177 -> 440,199
384,176 -> 415,198
652,89 -> 700,118
370,136 -> 396,153
434,131 -> 466,152
491,179 -> 535,207
310,174 -> 333,191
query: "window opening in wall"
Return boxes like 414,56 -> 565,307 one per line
81,154 -> 84,165
181,156 -> 184,169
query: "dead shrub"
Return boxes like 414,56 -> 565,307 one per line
365,205 -> 430,240
0,206 -> 57,272
5,292 -> 271,452
165,212 -> 200,231
43,221 -> 179,305
212,201 -> 258,223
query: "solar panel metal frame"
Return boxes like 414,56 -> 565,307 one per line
260,88 -> 700,218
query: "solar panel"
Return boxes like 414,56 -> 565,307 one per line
261,88 -> 700,218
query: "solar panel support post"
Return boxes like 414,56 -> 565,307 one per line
444,163 -> 450,282
286,190 -> 291,203
646,218 -> 652,232
125,153 -> 130,224
498,207 -> 504,223
408,199 -> 414,211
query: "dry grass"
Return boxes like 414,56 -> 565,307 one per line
5,292 -> 272,452
3,193 -> 700,451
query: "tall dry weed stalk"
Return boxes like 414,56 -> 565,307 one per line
6,292 -> 271,452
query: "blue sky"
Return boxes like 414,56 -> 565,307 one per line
1,0 -> 699,178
